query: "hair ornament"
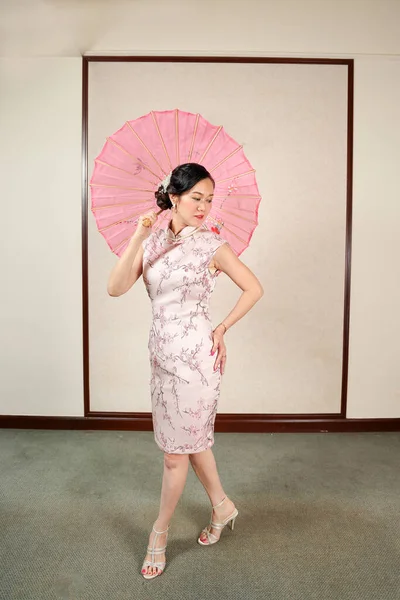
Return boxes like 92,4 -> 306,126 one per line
160,171 -> 172,192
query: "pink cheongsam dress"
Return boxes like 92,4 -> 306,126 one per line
142,223 -> 228,454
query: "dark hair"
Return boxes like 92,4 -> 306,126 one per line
155,163 -> 215,211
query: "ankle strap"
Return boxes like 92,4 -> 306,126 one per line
153,524 -> 169,535
212,496 -> 227,510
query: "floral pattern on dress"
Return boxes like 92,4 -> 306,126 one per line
142,226 -> 228,454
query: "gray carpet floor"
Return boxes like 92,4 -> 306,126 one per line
0,429 -> 399,600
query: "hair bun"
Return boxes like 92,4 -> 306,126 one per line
155,186 -> 172,211
154,163 -> 214,212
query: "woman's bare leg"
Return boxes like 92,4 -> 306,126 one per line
143,453 -> 189,577
189,448 -> 236,542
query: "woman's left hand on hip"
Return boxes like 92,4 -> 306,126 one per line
211,326 -> 227,375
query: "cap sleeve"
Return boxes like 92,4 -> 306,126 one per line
210,236 -> 228,257
206,232 -> 229,276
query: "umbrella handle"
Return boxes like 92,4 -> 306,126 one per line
142,208 -> 164,227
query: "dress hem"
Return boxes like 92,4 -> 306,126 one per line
154,436 -> 215,455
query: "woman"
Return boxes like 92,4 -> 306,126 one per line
107,163 -> 263,580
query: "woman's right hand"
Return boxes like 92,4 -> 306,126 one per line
134,211 -> 158,240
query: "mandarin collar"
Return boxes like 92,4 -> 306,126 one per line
165,220 -> 199,240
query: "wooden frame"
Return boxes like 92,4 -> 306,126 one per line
82,55 -> 354,430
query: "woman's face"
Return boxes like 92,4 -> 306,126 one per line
171,177 -> 214,227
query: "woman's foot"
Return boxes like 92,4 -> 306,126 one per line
199,496 -> 238,544
141,524 -> 169,579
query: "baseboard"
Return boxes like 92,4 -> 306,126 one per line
1,414 -> 400,432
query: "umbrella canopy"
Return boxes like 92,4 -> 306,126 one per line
90,109 -> 261,257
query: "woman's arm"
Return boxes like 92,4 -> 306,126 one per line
107,211 -> 157,297
210,242 -> 264,373
107,237 -> 144,297
214,242 -> 264,331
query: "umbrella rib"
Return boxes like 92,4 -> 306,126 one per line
106,138 -> 162,182
92,200 -> 154,211
214,207 -> 258,224
114,234 -> 132,253
209,145 -> 243,173
218,223 -> 247,246
99,208 -> 152,232
215,169 -> 256,184
188,114 -> 200,161
89,193 -> 154,200
213,194 -> 261,199
212,217 -> 256,236
95,159 -> 158,187
126,121 -> 167,178
90,184 -> 154,192
208,212 -> 256,235
213,204 -> 258,214
198,126 -> 223,163
151,112 -> 173,172
136,157 -> 166,182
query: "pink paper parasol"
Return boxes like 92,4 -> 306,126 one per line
90,109 -> 261,257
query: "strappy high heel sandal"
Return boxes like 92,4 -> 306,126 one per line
198,496 -> 239,546
141,524 -> 169,580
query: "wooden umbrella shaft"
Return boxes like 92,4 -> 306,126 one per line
142,208 -> 164,227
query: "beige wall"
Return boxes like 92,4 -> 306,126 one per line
347,56 -> 400,418
2,0 -> 400,58
0,58 -> 84,416
1,0 -> 399,418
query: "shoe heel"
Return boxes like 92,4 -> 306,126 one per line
230,517 -> 236,531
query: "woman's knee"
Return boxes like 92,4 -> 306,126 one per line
164,453 -> 189,470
